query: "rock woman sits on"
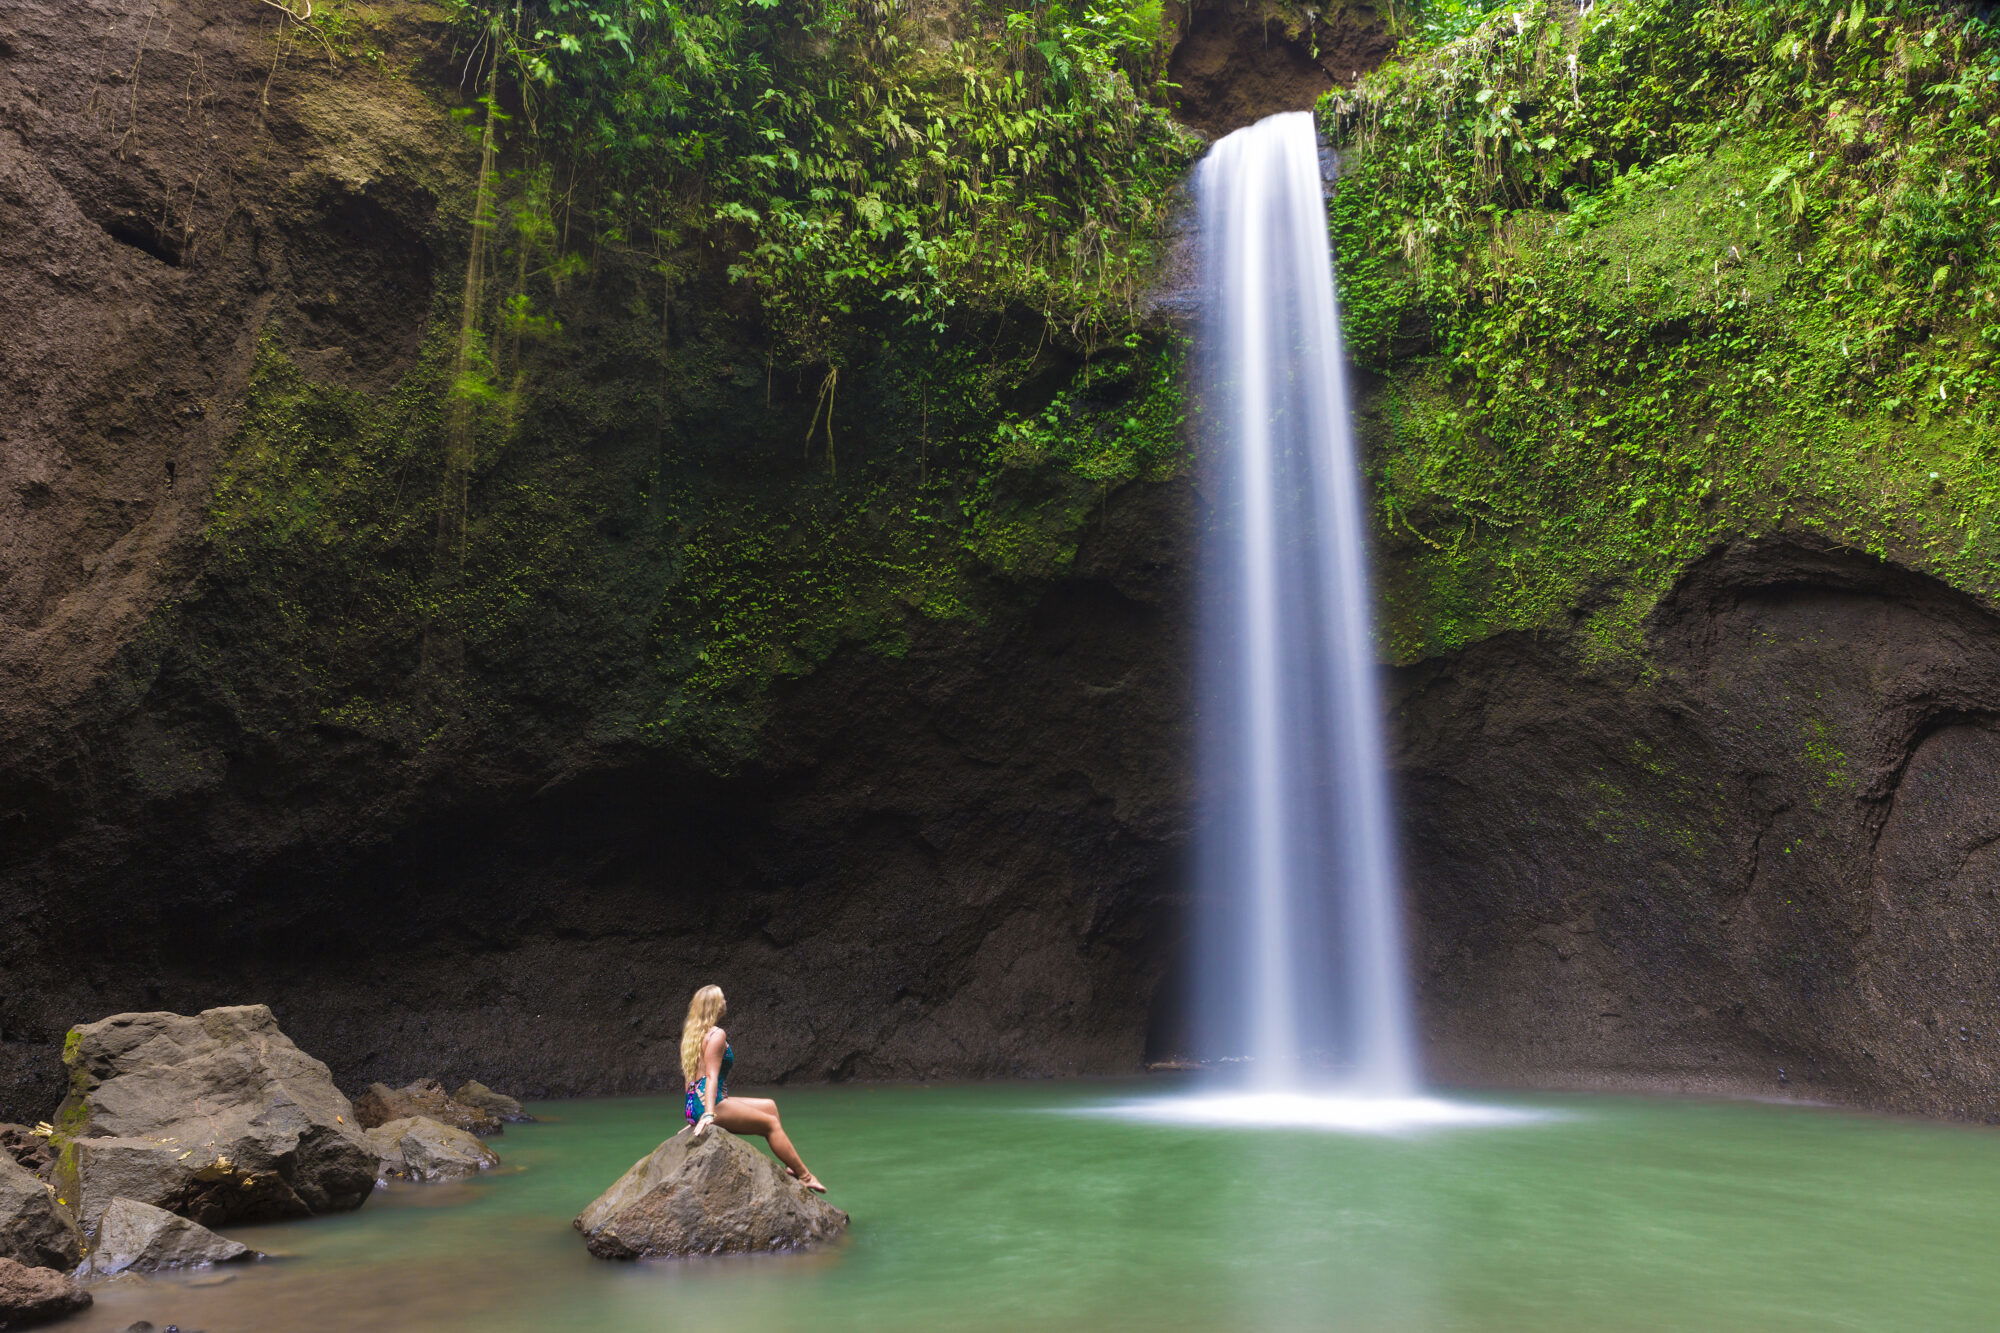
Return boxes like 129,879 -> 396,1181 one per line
681,984 -> 827,1193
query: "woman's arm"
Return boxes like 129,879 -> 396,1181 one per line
698,1027 -> 727,1123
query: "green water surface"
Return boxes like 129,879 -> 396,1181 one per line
70,1082 -> 2000,1332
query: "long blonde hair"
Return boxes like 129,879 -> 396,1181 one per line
679,984 -> 726,1084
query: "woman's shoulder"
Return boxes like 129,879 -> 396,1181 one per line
705,1025 -> 728,1045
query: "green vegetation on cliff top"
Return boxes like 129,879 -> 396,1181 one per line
201,1 -> 1195,764
1328,0 -> 2000,663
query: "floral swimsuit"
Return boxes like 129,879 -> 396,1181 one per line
685,1040 -> 733,1125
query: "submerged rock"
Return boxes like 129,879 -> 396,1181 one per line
0,1258 -> 90,1326
52,1005 -> 376,1228
0,1154 -> 80,1271
365,1117 -> 500,1183
83,1198 -> 258,1276
353,1080 -> 501,1137
452,1081 -> 533,1123
574,1127 -> 847,1260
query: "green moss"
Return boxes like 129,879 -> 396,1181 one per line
1329,0 -> 2000,664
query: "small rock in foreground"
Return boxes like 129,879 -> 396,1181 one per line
0,1257 -> 90,1327
354,1080 -> 501,1137
83,1197 -> 259,1276
0,1153 -> 81,1271
366,1117 -> 500,1183
573,1127 -> 847,1260
452,1081 -> 534,1123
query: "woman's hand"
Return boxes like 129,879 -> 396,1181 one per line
692,1112 -> 715,1139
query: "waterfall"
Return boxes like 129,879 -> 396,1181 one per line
1191,110 -> 1418,1097
1070,112 -> 1536,1132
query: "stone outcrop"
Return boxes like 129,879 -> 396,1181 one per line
452,1082 -> 533,1123
1394,538 -> 2000,1117
353,1081 -> 501,1137
82,1197 -> 258,1276
0,0 -> 1183,1129
366,1117 -> 500,1183
0,1128 -> 53,1178
0,1258 -> 89,1327
0,1155 -> 79,1272
574,1127 -> 847,1260
52,1006 -> 376,1228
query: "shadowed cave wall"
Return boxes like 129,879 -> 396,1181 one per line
7,0 -> 2000,1133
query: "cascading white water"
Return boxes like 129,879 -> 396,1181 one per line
1072,111 -> 1539,1133
1189,109 -> 1419,1099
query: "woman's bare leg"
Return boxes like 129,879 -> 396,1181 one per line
714,1100 -> 824,1190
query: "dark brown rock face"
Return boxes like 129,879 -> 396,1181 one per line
1169,2 -> 1394,138
0,1258 -> 89,1328
575,1127 -> 848,1260
353,1080 -> 501,1138
1397,537 -> 2000,1119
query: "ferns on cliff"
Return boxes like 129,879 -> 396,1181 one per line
1324,0 -> 2000,661
446,0 -> 1196,359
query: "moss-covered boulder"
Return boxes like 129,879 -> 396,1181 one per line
52,1006 -> 375,1228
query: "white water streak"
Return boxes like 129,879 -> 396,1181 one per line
1192,111 -> 1418,1097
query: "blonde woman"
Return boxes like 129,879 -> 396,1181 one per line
681,984 -> 827,1193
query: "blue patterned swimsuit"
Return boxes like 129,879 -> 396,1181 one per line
685,1039 -> 733,1125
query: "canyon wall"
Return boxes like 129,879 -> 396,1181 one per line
5,0 -> 2000,1133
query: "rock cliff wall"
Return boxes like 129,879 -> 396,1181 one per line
7,0 -> 2000,1134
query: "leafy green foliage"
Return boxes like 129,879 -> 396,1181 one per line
1326,0 -> 2000,661
452,0 -> 1197,358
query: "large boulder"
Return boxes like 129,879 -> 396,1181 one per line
51,1005 -> 376,1228
82,1197 -> 258,1276
0,1155 -> 79,1272
353,1080 -> 501,1137
452,1081 -> 533,1123
365,1117 -> 500,1183
573,1127 -> 847,1260
0,1258 -> 89,1327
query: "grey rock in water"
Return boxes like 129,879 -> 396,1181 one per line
0,1257 -> 90,1326
353,1079 -> 501,1137
366,1117 -> 500,1183
573,1127 -> 847,1260
0,1153 -> 80,1272
51,1005 -> 376,1228
452,1081 -> 533,1123
83,1197 -> 258,1276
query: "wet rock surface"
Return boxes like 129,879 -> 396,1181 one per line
574,1127 -> 848,1260
1396,537 -> 2000,1117
366,1117 -> 500,1183
452,1082 -> 533,1123
0,1153 -> 78,1272
52,1006 -> 376,1228
82,1198 -> 257,1277
0,1257 -> 89,1327
354,1081 -> 501,1138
